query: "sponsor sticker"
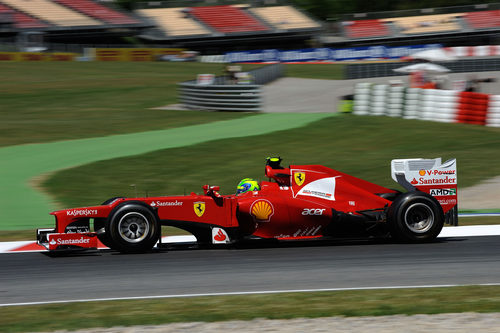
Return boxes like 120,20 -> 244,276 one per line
194,201 -> 206,217
294,172 -> 305,186
419,169 -> 456,176
250,199 -> 274,222
66,209 -> 97,217
302,208 -> 326,216
47,233 -> 97,250
411,176 -> 456,185
430,188 -> 456,196
438,198 -> 457,205
211,227 -> 230,244
150,200 -> 183,207
296,177 -> 339,201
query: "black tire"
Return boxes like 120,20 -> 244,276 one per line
387,191 -> 444,243
94,197 -> 126,249
106,204 -> 160,253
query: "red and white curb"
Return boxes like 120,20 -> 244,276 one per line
2,227 -> 500,254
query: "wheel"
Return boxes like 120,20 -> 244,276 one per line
387,192 -> 444,243
106,204 -> 160,253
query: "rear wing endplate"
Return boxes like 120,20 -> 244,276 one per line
391,158 -> 458,225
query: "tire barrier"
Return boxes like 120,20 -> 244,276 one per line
354,83 -> 500,127
178,63 -> 283,112
487,95 -> 500,127
179,84 -> 261,112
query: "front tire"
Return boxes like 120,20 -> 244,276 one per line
106,204 -> 160,253
387,192 -> 444,243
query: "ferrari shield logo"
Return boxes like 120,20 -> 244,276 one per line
294,172 -> 305,186
194,201 -> 205,217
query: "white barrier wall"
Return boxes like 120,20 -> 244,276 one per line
353,83 -> 498,127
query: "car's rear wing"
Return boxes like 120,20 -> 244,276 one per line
391,158 -> 458,225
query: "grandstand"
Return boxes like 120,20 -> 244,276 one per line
1,0 -> 101,26
331,3 -> 500,47
0,0 -> 150,45
341,19 -> 391,39
136,8 -> 211,37
382,14 -> 463,35
249,5 -> 321,31
0,3 -> 48,29
1,1 -> 499,53
52,0 -> 141,25
0,0 -> 148,31
135,3 -> 322,51
189,5 -> 269,33
464,10 -> 500,29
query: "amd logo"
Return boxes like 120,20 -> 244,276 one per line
302,208 -> 325,216
430,188 -> 456,196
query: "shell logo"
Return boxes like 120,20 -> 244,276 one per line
250,199 -> 274,222
419,170 -> 426,176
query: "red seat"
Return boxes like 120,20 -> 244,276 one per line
53,0 -> 139,24
343,19 -> 390,38
190,5 -> 268,33
464,10 -> 500,29
0,3 -> 48,28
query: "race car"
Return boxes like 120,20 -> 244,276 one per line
37,157 -> 458,253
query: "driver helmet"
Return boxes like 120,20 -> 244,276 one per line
236,178 -> 260,195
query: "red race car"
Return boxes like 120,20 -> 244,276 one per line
37,157 -> 458,253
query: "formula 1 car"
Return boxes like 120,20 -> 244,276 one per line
37,157 -> 458,253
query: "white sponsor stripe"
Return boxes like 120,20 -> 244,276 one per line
2,283 -> 500,307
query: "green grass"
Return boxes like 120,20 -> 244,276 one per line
0,62 -> 260,147
42,115 -> 500,208
0,62 -> 343,147
1,286 -> 500,332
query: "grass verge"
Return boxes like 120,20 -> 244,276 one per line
0,62 -> 259,147
1,285 -> 500,332
43,115 -> 500,208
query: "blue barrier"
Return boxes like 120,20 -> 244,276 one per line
225,44 -> 442,63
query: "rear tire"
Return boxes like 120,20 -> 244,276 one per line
106,204 -> 160,253
387,192 -> 444,242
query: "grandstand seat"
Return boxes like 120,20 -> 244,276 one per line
464,10 -> 500,29
190,5 -> 269,33
383,14 -> 462,34
53,0 -> 139,25
342,19 -> 390,38
2,0 -> 100,26
0,3 -> 48,28
137,7 -> 210,36
249,6 -> 321,30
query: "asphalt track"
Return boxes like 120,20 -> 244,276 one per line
0,113 -> 333,230
1,235 -> 500,306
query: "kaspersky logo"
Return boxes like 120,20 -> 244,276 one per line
294,172 -> 305,186
250,199 -> 274,222
194,201 -> 205,217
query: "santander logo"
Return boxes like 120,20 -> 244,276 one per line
214,229 -> 227,242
